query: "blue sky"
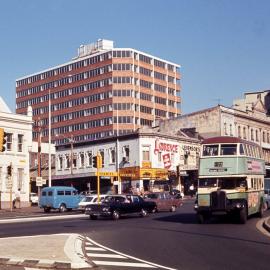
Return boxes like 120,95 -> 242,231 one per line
0,0 -> 270,114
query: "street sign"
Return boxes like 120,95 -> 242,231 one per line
42,178 -> 47,185
36,177 -> 43,186
96,172 -> 118,177
6,176 -> 12,189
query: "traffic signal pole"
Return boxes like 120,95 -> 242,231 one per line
97,153 -> 101,204
9,163 -> 12,212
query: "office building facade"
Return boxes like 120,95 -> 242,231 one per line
16,39 -> 181,145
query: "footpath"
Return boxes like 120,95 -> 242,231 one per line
0,206 -> 94,269
263,215 -> 270,234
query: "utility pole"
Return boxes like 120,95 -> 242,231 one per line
37,118 -> 42,198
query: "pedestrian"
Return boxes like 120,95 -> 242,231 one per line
14,188 -> 21,209
189,184 -> 195,197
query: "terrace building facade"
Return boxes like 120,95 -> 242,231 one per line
16,39 -> 181,145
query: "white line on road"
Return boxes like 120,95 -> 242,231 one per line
92,260 -> 156,268
85,247 -> 105,251
0,214 -> 85,224
87,253 -> 127,258
86,237 -> 177,270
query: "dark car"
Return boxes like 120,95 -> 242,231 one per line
143,192 -> 182,212
85,194 -> 156,220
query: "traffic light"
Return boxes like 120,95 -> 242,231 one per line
93,156 -> 98,168
0,128 -> 7,152
7,165 -> 12,176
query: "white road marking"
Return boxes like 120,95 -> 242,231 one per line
93,261 -> 156,268
0,214 -> 85,224
85,247 -> 105,251
85,237 -> 177,270
87,253 -> 127,258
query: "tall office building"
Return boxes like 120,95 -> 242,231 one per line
16,39 -> 181,144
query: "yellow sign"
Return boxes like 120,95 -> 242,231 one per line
142,161 -> 152,168
119,167 -> 168,180
96,172 -> 118,177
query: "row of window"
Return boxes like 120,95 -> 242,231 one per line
50,104 -> 112,124
17,52 -> 112,87
17,75 -> 178,110
30,90 -> 112,115
1,134 -> 24,153
202,143 -> 262,159
235,124 -> 270,143
41,117 -> 113,137
17,50 -> 179,87
57,145 -> 130,170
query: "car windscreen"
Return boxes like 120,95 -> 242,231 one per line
81,196 -> 94,202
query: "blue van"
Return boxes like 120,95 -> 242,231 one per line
39,186 -> 84,213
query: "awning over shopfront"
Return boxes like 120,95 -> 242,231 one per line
119,167 -> 168,180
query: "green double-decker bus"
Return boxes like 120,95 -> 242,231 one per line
195,136 -> 266,224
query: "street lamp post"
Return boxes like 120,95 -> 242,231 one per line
48,74 -> 72,187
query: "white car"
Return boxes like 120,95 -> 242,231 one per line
78,195 -> 107,212
30,192 -> 39,205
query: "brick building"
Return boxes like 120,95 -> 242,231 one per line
16,39 -> 181,145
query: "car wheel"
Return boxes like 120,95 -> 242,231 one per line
140,208 -> 148,217
44,207 -> 51,213
170,205 -> 176,212
112,210 -> 120,220
89,215 -> 97,220
59,203 -> 67,213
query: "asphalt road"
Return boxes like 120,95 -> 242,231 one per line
1,199 -> 270,270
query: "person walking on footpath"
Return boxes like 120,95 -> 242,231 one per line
13,188 -> 21,209
189,184 -> 195,197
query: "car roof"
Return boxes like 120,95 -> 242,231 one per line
41,186 -> 77,191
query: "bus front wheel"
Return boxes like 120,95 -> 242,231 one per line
239,206 -> 247,224
197,213 -> 207,224
257,202 -> 265,218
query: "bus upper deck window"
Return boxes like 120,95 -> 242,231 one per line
203,145 -> 218,156
220,144 -> 237,155
239,144 -> 244,155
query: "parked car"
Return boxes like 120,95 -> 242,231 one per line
39,186 -> 84,213
78,194 -> 107,212
85,194 -> 156,220
265,189 -> 270,209
143,192 -> 182,212
30,192 -> 39,205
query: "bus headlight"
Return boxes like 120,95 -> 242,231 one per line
236,203 -> 242,208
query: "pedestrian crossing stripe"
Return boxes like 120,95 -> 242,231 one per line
84,236 -> 177,270
92,261 -> 156,268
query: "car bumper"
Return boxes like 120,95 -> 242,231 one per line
85,210 -> 112,217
